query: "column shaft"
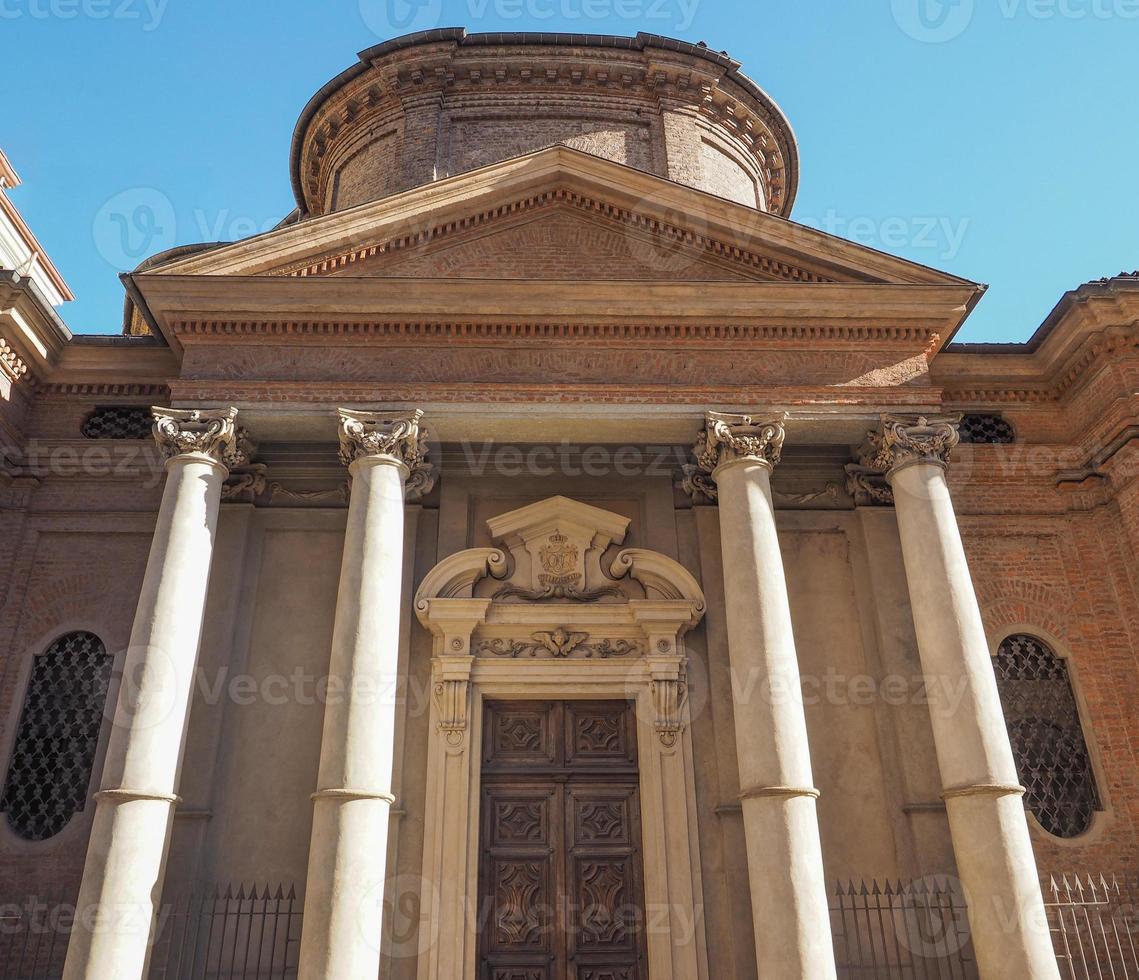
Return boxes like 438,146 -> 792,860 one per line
65,408 -> 239,980
891,459 -> 1059,978
693,413 -> 836,980
298,410 -> 432,980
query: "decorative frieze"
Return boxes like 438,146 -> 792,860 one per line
221,466 -> 268,504
476,629 -> 642,660
151,407 -> 246,467
843,466 -> 894,508
267,482 -> 351,507
336,409 -> 436,499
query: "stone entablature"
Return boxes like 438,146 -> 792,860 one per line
291,29 -> 798,217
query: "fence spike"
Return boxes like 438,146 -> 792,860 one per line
273,884 -> 285,900
287,884 -> 297,900
859,881 -> 869,896
871,880 -> 881,896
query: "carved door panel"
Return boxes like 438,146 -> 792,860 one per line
478,701 -> 646,980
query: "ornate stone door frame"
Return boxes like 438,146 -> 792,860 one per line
413,497 -> 710,980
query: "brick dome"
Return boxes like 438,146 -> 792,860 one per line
291,29 -> 798,218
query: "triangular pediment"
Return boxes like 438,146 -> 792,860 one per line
142,145 -> 976,289
321,203 -> 766,282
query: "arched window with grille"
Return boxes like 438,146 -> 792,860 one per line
1,632 -> 114,841
993,634 -> 1100,838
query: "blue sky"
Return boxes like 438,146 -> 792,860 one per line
1,0 -> 1135,340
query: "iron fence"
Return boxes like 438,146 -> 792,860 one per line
148,885 -> 301,980
0,884 -> 300,980
5,873 -> 1139,978
1046,873 -> 1139,979
0,886 -> 74,980
830,877 -> 978,978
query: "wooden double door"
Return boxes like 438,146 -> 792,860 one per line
477,700 -> 648,980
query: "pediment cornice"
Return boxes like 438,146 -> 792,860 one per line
138,147 -> 977,290
272,188 -> 834,284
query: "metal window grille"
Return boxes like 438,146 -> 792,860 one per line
830,877 -> 978,978
957,414 -> 1016,444
80,406 -> 153,440
994,634 -> 1099,838
0,632 -> 113,841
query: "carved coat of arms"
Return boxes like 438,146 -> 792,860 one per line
539,532 -> 579,585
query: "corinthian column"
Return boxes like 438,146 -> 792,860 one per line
64,407 -> 244,980
690,413 -> 836,980
298,409 -> 434,980
860,415 -> 1059,979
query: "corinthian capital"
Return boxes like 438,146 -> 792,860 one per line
684,413 -> 786,500
151,407 -> 245,467
337,409 -> 436,498
858,414 -> 962,474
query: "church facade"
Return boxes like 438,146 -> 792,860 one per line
2,29 -> 1138,980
